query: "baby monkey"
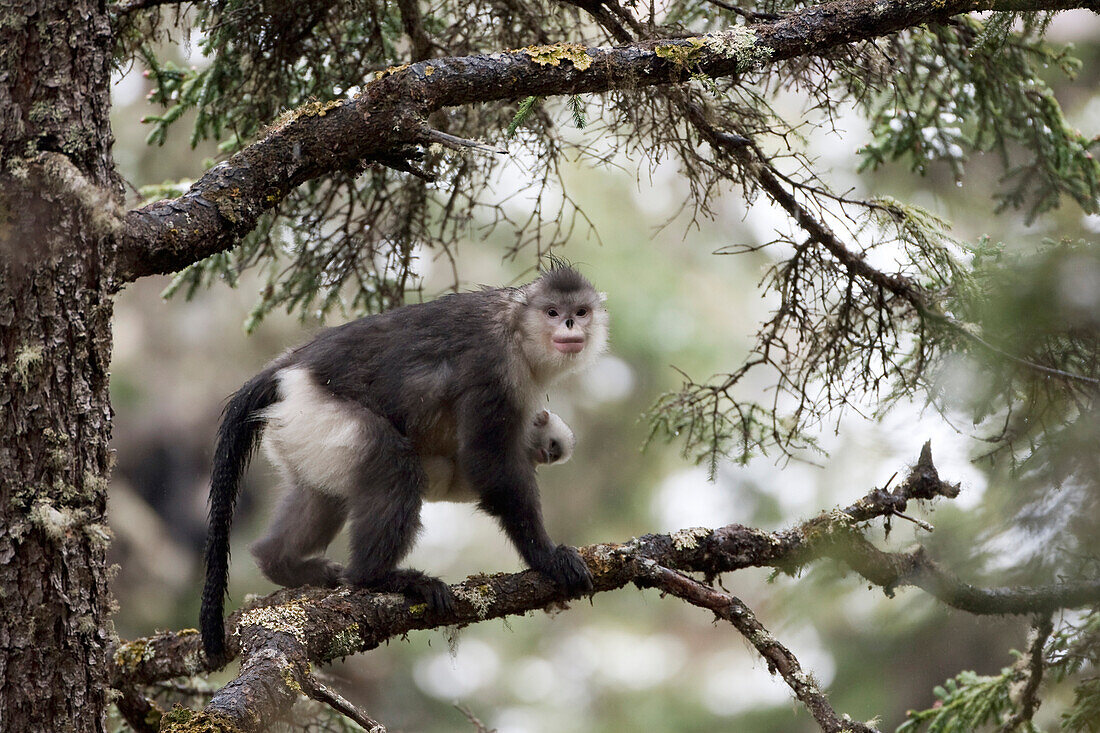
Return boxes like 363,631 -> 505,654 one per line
421,409 -> 575,503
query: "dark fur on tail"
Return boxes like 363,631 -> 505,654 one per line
200,369 -> 279,664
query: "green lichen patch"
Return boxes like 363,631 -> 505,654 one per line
655,38 -> 706,67
521,43 -> 593,71
655,28 -> 771,73
703,27 -> 773,73
85,522 -> 112,550
327,622 -> 363,658
159,705 -> 238,733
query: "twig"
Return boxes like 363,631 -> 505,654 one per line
455,704 -> 497,733
113,0 -> 185,13
302,674 -> 387,733
998,615 -> 1054,733
892,509 -> 934,532
825,534 -> 1100,615
423,128 -> 508,155
636,561 -> 879,733
376,155 -> 436,182
701,0 -> 782,21
395,0 -> 439,61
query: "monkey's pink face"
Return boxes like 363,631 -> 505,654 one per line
543,303 -> 595,355
517,281 -> 609,381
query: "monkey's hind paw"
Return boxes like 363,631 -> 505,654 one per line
361,569 -> 456,615
545,544 -> 594,596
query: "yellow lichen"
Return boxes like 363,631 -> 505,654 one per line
375,63 -> 411,80
296,99 -> 343,118
236,600 -> 309,643
280,663 -> 302,693
266,99 -> 344,136
655,38 -> 706,67
424,65 -> 435,76
520,43 -> 592,70
113,638 -> 156,670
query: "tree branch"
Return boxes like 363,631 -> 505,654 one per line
395,0 -> 438,62
112,0 -> 187,14
636,562 -> 879,733
826,534 -> 1100,615
112,0 -> 1098,287
109,444 -> 1100,731
301,675 -> 386,732
998,615 -> 1053,733
114,688 -> 163,732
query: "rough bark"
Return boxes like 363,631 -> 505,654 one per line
0,0 -> 120,730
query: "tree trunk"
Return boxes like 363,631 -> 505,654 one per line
0,0 -> 118,730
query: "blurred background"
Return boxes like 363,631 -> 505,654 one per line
107,12 -> 1100,731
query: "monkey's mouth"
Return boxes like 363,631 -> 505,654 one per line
536,448 -> 551,463
552,337 -> 584,354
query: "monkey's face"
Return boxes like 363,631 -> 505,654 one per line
521,288 -> 608,377
543,300 -> 595,354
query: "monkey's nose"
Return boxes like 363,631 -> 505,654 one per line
565,318 -> 574,328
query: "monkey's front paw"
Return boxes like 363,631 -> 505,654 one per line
407,574 -> 456,615
544,544 -> 594,596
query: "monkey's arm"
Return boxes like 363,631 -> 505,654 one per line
457,398 -> 592,595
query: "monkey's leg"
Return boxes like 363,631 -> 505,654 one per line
342,413 -> 454,612
251,484 -> 347,588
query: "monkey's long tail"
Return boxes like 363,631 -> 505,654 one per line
200,369 -> 279,664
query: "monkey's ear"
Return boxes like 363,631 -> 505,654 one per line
598,292 -> 608,303
510,288 -> 529,305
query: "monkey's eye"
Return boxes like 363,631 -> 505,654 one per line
576,308 -> 588,317
547,308 -> 559,318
